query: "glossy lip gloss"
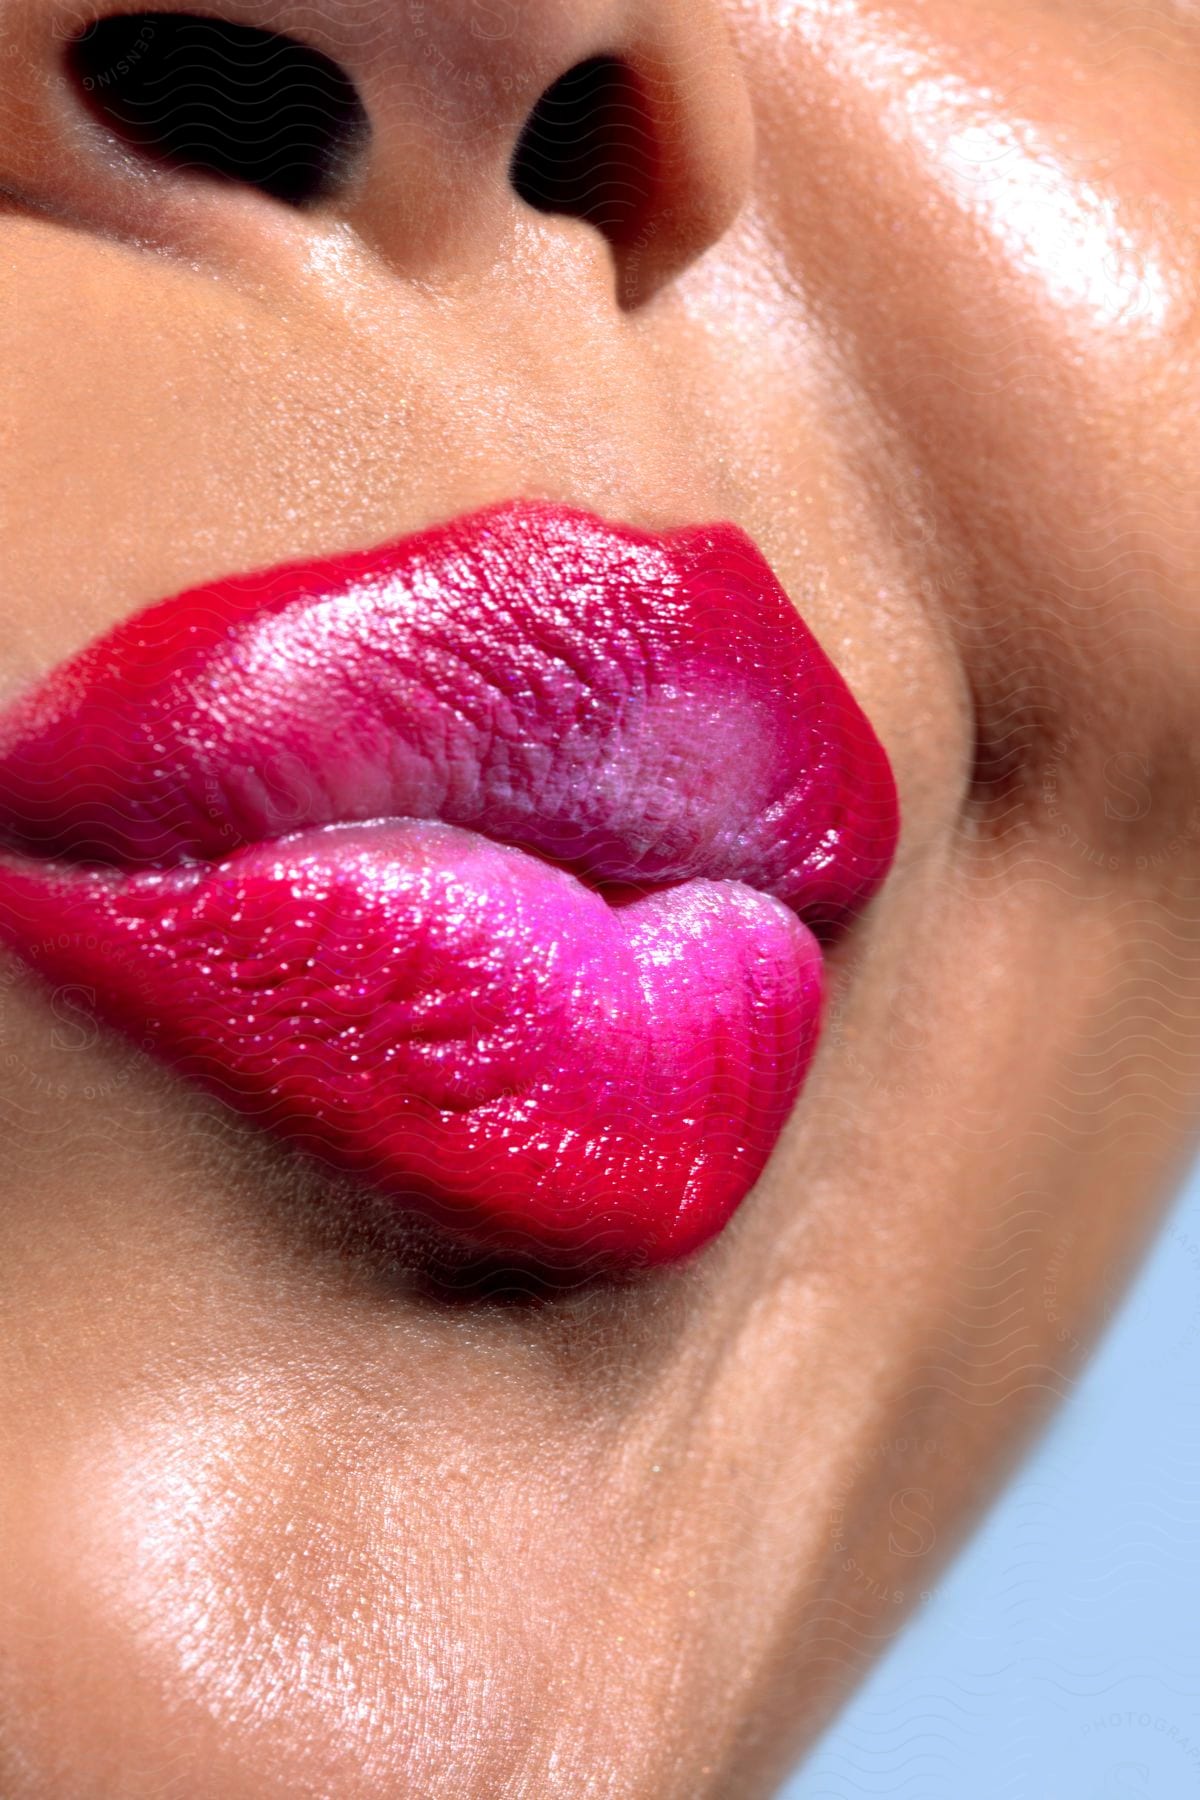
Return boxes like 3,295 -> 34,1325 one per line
0,500 -> 899,1268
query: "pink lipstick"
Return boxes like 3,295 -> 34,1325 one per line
0,501 -> 897,1267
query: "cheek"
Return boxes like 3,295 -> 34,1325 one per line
739,0 -> 1200,695
0,1378 -> 553,1798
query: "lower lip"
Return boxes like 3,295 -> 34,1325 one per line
0,817 -> 823,1267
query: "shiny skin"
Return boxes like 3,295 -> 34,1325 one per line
2,1 -> 1200,1797
0,500 -> 889,1262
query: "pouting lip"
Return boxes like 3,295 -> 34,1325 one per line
0,497 -> 899,932
0,499 -> 899,1270
0,814 -> 829,1270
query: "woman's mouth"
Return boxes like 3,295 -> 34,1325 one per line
0,501 -> 898,1268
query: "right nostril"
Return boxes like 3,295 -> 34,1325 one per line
510,55 -> 658,249
66,13 -> 369,207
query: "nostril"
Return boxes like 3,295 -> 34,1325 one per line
66,13 -> 369,206
509,55 -> 658,249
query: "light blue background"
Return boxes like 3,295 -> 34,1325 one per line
781,1158 -> 1200,1800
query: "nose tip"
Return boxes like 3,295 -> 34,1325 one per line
10,0 -> 753,306
338,0 -> 755,303
336,0 -> 755,305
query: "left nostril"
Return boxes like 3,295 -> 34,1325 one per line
509,55 -> 658,249
66,12 -> 370,207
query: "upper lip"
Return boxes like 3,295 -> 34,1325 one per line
0,498 -> 898,932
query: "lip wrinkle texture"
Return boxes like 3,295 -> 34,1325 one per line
0,500 -> 898,1266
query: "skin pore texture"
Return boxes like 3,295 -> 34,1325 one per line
1,0 -> 1199,1793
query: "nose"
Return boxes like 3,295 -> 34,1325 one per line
1,0 -> 753,306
